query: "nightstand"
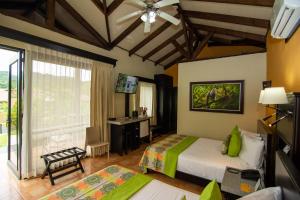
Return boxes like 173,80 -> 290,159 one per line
221,167 -> 260,200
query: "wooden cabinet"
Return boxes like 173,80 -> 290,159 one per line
257,120 -> 276,187
154,74 -> 174,133
292,93 -> 300,168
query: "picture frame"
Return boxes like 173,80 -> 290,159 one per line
190,80 -> 244,114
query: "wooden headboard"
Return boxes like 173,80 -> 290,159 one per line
275,151 -> 300,200
257,119 -> 276,187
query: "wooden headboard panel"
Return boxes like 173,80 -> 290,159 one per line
275,151 -> 300,200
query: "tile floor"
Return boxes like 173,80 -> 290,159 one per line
0,136 -> 204,200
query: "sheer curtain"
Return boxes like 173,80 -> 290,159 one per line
22,45 -> 92,177
138,82 -> 157,125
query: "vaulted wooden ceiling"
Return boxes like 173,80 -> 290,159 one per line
0,0 -> 274,69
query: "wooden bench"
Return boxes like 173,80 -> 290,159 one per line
41,147 -> 86,185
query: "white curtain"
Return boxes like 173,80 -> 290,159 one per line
22,45 -> 92,177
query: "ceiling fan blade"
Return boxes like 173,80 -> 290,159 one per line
144,20 -> 151,33
117,10 -> 144,23
158,11 -> 180,25
126,0 -> 147,7
154,0 -> 180,8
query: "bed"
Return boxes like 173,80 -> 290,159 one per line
139,133 -> 266,183
40,165 -> 199,200
177,138 -> 252,183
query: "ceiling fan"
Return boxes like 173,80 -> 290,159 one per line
117,0 -> 181,33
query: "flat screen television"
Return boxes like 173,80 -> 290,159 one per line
115,73 -> 138,94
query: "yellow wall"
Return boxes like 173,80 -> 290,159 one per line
267,28 -> 300,92
165,45 -> 264,86
177,53 -> 266,139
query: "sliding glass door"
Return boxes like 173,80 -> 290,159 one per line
7,49 -> 24,179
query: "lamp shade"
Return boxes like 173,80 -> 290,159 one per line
258,90 -> 265,103
260,87 -> 288,105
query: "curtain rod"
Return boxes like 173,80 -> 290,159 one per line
0,26 -> 117,66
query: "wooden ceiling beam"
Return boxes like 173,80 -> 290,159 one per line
192,32 -> 213,58
180,13 -> 192,58
46,0 -> 55,27
36,7 -> 72,34
23,0 -> 45,17
91,0 -> 105,14
112,18 -> 143,46
177,5 -> 201,40
56,0 -> 110,48
181,10 -> 269,28
155,42 -> 186,65
142,30 -> 184,61
172,40 -> 189,58
107,0 -> 124,15
103,0 -> 111,44
193,0 -> 274,7
193,24 -> 265,42
208,38 -> 266,48
164,55 -> 185,69
0,2 -> 36,9
129,14 -> 179,56
0,11 -> 107,49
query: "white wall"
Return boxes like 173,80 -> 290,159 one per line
0,14 -> 164,117
178,53 -> 267,140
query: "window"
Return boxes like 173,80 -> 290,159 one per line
139,82 -> 154,117
27,50 -> 92,175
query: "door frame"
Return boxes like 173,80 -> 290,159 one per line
1,44 -> 25,179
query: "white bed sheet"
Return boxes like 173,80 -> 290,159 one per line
130,180 -> 199,200
177,138 -> 252,183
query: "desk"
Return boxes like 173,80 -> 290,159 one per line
108,117 -> 151,155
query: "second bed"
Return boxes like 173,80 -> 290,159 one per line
139,134 -> 264,183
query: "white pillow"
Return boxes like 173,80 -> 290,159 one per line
240,129 -> 262,139
239,133 -> 264,168
238,187 -> 282,200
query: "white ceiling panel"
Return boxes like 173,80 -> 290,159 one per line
191,18 -> 267,35
55,4 -> 96,43
117,18 -> 168,50
180,0 -> 272,20
109,3 -> 145,41
135,25 -> 182,56
176,35 -> 186,44
66,0 -> 108,40
161,51 -> 181,66
148,43 -> 174,61
112,4 -> 178,47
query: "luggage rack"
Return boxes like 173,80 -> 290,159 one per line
41,147 -> 86,185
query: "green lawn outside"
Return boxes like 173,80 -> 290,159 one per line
0,134 -> 8,148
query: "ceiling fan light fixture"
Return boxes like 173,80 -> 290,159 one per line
141,11 -> 156,23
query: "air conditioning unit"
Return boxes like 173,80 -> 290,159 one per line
271,0 -> 300,39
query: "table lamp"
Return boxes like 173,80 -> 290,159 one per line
259,87 -> 290,127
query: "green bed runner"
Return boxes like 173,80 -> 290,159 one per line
40,165 -> 152,200
164,136 -> 198,178
139,135 -> 198,178
101,174 -> 152,200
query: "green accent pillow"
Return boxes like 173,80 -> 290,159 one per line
200,180 -> 222,200
228,126 -> 242,157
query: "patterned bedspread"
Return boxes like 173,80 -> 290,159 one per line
139,135 -> 198,178
40,165 -> 152,200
